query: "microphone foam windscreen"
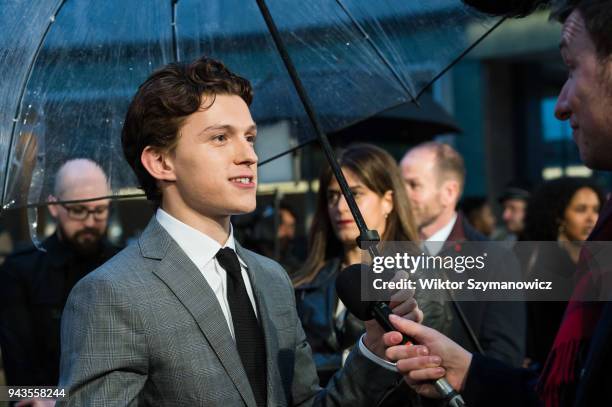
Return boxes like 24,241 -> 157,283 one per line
335,264 -> 374,321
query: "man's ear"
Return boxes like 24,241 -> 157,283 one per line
47,195 -> 58,218
141,146 -> 176,182
441,179 -> 460,208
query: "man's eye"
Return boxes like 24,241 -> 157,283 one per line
70,207 -> 87,215
213,134 -> 227,142
247,135 -> 256,144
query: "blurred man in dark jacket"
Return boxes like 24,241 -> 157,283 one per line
400,141 -> 525,367
497,182 -> 531,242
459,196 -> 497,238
0,158 -> 119,389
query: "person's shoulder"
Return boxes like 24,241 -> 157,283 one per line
462,219 -> 489,242
238,247 -> 301,311
0,243 -> 45,273
241,246 -> 285,271
4,244 -> 39,260
101,239 -> 123,259
294,258 -> 340,290
1,233 -> 70,265
0,245 -> 43,299
238,246 -> 291,284
73,242 -> 151,290
65,244 -> 156,314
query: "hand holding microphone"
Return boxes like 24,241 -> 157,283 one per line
336,264 -> 469,407
384,315 -> 472,404
360,275 -> 423,357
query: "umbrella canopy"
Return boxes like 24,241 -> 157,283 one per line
0,0 -> 501,209
377,94 -> 459,131
329,93 -> 460,146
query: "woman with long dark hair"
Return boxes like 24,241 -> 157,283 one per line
294,143 -> 418,385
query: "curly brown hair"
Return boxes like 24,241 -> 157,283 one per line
121,56 -> 253,204
523,177 -> 605,241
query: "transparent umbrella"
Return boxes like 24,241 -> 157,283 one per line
0,0 -> 502,212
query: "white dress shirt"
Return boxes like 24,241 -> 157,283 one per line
423,213 -> 458,256
156,208 -> 397,371
156,208 -> 257,339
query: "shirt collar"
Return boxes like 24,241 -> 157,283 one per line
426,213 -> 458,243
155,208 -> 242,268
424,213 -> 458,256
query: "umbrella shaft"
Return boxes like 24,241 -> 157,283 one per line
254,0 -> 379,251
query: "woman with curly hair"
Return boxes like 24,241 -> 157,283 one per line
522,177 -> 605,370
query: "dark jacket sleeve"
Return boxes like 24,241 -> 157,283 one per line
463,353 -> 541,406
478,245 -> 526,367
478,299 -> 526,366
0,256 -> 44,386
282,269 -> 403,406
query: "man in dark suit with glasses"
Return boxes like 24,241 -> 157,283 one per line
0,158 -> 119,393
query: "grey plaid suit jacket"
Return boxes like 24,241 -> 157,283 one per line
57,218 -> 400,406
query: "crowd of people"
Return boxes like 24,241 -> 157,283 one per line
0,0 -> 611,406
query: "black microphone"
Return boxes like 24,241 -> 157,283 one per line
336,264 -> 466,407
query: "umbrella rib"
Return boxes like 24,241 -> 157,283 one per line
416,16 -> 507,99
254,0 -> 381,254
11,193 -> 146,210
2,0 -> 68,210
258,140 -> 313,166
333,0 -> 418,105
171,0 -> 180,61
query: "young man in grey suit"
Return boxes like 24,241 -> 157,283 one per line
57,57 -> 422,406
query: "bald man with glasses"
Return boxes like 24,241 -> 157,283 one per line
0,158 -> 120,394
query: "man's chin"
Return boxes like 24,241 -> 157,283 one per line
71,237 -> 102,256
230,202 -> 257,215
581,151 -> 611,171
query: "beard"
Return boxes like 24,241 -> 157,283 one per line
59,225 -> 105,257
413,205 -> 443,230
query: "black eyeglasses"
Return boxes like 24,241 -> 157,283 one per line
60,204 -> 109,221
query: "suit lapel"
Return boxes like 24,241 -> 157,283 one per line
446,214 -> 466,242
140,219 -> 257,407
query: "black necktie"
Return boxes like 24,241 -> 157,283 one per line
216,247 -> 267,407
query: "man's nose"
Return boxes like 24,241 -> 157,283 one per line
554,82 -> 571,121
83,214 -> 97,227
236,138 -> 258,165
502,209 -> 511,222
